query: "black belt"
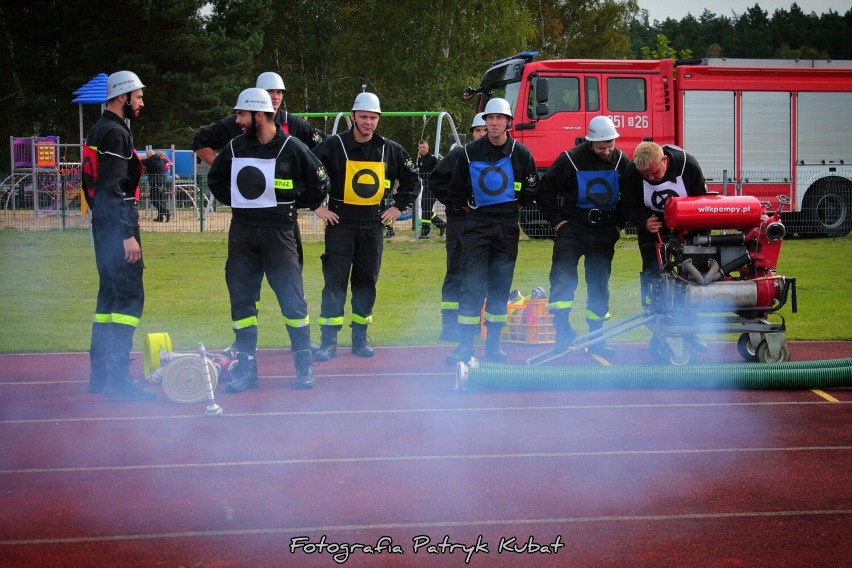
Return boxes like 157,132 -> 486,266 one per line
568,207 -> 615,225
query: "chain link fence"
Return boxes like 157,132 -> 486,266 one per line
2,167 -> 850,239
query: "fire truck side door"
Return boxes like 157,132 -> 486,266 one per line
516,73 -> 599,170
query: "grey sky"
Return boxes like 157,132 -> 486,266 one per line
641,0 -> 848,23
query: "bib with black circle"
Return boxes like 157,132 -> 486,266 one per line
642,146 -> 688,212
576,170 -> 620,209
228,138 -> 290,208
466,141 -> 517,207
338,136 -> 387,206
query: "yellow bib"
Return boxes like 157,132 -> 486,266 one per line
343,159 -> 387,206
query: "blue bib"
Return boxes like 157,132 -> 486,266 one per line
576,169 -> 619,210
469,155 -> 516,206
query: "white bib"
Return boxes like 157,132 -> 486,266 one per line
230,157 -> 277,208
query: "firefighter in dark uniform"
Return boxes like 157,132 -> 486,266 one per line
311,92 -> 421,361
431,113 -> 487,342
622,141 -> 708,274
538,116 -> 628,357
622,141 -> 708,351
193,71 -> 325,352
207,88 -> 329,391
140,149 -> 168,222
416,139 -> 444,238
446,98 -> 540,365
82,70 -> 154,400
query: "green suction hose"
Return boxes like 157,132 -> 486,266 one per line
456,358 -> 852,391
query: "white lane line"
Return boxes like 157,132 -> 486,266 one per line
2,446 -> 850,475
0,399 -> 845,425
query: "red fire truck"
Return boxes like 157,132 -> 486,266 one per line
466,52 -> 852,238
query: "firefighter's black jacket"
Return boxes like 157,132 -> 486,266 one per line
83,110 -> 142,240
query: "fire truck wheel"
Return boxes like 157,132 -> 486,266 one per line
754,340 -> 791,363
737,333 -> 758,361
801,181 -> 852,238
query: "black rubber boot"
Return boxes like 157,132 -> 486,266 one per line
87,322 -> 109,393
294,350 -> 314,389
313,326 -> 338,362
433,215 -> 447,237
103,328 -> 155,401
351,323 -> 374,358
439,310 -> 459,342
484,325 -> 507,362
103,369 -> 156,400
225,352 -> 259,392
587,319 -> 616,358
419,223 -> 431,238
552,310 -> 577,354
446,325 -> 475,365
384,225 -> 395,239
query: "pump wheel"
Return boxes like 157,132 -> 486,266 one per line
649,336 -> 691,366
667,344 -> 691,366
737,333 -> 757,361
649,336 -> 666,363
755,340 -> 791,363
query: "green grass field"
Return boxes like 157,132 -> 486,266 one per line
0,230 -> 849,353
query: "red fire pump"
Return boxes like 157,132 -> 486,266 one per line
644,194 -> 797,363
529,194 -> 797,366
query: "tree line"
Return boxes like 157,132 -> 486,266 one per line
1,0 -> 849,168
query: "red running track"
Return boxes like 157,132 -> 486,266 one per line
0,341 -> 850,567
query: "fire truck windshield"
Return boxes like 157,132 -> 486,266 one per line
481,82 -> 521,115
479,60 -> 524,115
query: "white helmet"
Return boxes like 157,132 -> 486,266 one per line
352,92 -> 381,114
234,88 -> 274,113
585,116 -> 620,141
470,112 -> 486,131
107,70 -> 145,99
256,72 -> 286,91
482,98 -> 513,119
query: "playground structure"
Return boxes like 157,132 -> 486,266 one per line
2,136 -> 83,220
2,136 -> 216,229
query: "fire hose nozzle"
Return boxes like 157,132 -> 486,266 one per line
765,221 -> 786,242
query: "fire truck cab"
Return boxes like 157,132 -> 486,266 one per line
470,52 -> 852,238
